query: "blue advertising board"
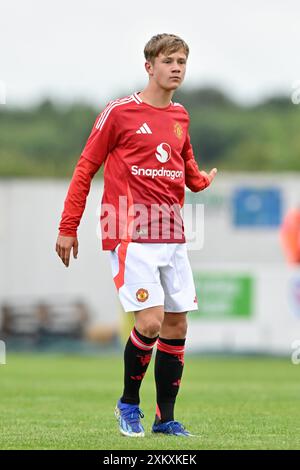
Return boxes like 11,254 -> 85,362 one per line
233,188 -> 281,227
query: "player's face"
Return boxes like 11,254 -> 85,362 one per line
149,49 -> 187,91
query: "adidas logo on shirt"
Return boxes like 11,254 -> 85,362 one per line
136,123 -> 152,134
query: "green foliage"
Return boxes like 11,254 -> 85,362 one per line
174,89 -> 300,171
0,89 -> 299,177
0,100 -> 97,178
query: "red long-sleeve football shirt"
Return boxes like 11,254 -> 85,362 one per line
59,92 -> 209,250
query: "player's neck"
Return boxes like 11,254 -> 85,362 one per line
139,84 -> 174,108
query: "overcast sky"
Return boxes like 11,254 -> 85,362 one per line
1,0 -> 299,107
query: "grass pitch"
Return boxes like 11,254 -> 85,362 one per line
0,353 -> 300,450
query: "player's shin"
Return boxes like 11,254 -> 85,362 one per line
154,337 -> 185,423
121,327 -> 158,404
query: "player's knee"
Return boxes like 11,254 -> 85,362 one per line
176,319 -> 188,338
138,320 -> 162,338
167,316 -> 187,337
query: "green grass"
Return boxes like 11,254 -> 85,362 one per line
0,354 -> 300,450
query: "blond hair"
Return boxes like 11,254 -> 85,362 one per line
144,33 -> 189,63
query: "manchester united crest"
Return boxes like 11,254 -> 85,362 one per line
136,288 -> 149,302
174,122 -> 183,139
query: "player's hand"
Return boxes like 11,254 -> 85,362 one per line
56,235 -> 78,267
200,167 -> 218,185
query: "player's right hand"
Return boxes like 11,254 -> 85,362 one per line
56,235 -> 78,267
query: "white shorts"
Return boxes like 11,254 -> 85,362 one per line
109,241 -> 198,313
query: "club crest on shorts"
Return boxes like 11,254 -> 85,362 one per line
136,288 -> 149,302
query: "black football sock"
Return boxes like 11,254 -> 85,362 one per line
121,327 -> 158,405
154,337 -> 186,423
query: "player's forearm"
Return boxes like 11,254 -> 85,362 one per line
59,155 -> 99,236
184,157 -> 210,192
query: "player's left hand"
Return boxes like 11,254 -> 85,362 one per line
200,167 -> 218,185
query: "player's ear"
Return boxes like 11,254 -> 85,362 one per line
145,60 -> 153,76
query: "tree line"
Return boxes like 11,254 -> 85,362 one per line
0,88 -> 298,177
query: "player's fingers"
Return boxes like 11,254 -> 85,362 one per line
60,247 -> 68,267
60,246 -> 65,264
209,168 -> 218,182
56,243 -> 63,260
73,241 -> 78,259
63,247 -> 71,267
